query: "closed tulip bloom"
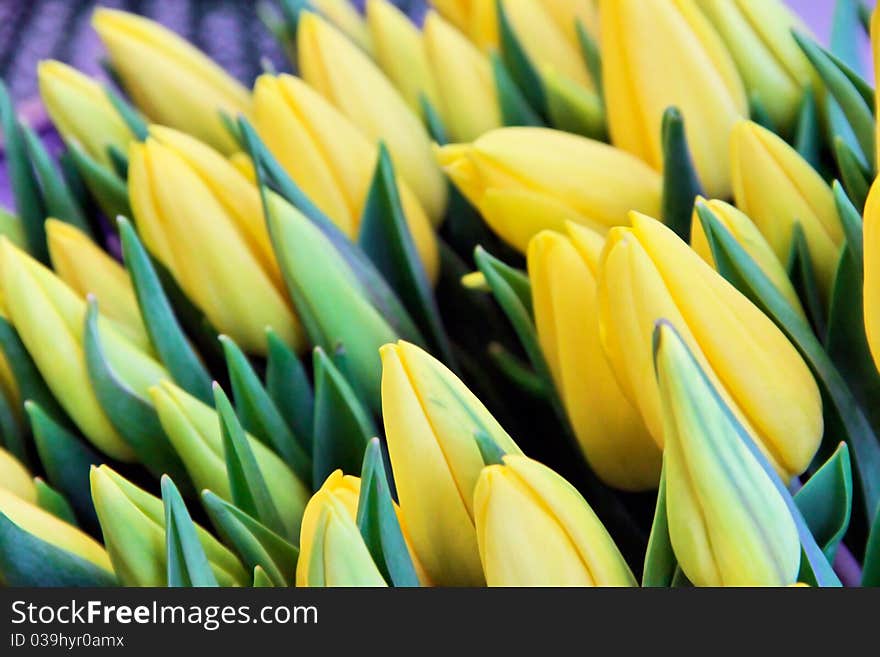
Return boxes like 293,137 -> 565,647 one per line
475,454 -> 636,586
423,12 -> 502,143
37,60 -> 133,169
0,488 -> 112,573
654,322 -> 800,586
529,226 -> 661,491
696,0 -> 814,132
0,239 -> 169,461
297,474 -> 387,587
149,380 -> 309,540
311,0 -> 373,53
47,219 -> 150,353
597,213 -> 822,479
92,8 -> 251,154
600,0 -> 747,198
367,0 -> 439,117
0,448 -> 36,503
731,120 -> 843,298
252,74 -> 438,281
863,177 -> 880,373
90,465 -> 248,586
380,340 -> 522,586
690,199 -> 806,318
297,12 -> 447,223
437,127 -> 661,252
128,126 -> 303,355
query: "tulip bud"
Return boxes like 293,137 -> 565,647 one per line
37,60 -> 133,169
0,487 -> 111,573
380,340 -> 522,586
0,239 -> 169,460
528,225 -> 661,491
600,0 -> 747,198
696,0 -> 814,132
366,0 -> 440,118
654,321 -> 801,586
91,8 -> 251,154
690,198 -> 806,318
297,11 -> 447,222
252,74 -> 438,280
730,120 -> 843,298
311,0 -> 374,53
436,127 -> 661,252
863,177 -> 880,373
90,465 -> 248,586
597,213 -> 822,479
0,448 -> 36,503
128,126 -> 303,355
474,454 -> 636,586
423,11 -> 502,143
297,473 -> 387,587
149,380 -> 309,539
46,219 -> 150,353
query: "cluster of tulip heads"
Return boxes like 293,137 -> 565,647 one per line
0,0 -> 879,589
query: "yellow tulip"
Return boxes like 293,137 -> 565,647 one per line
37,60 -> 133,169
297,11 -> 448,222
730,120 -> 843,299
149,380 -> 309,540
423,11 -> 502,143
297,471 -> 387,587
252,74 -> 439,281
90,465 -> 248,586
528,225 -> 661,491
128,126 -> 303,355
436,127 -> 662,252
690,198 -> 806,318
0,487 -> 112,573
92,8 -> 251,154
654,321 -> 800,586
874,8 -> 880,168
0,239 -> 169,461
0,347 -> 20,419
380,340 -> 522,586
597,213 -> 823,479
863,177 -> 880,373
696,0 -> 814,132
600,0 -> 747,198
366,0 -> 439,117
541,0 -> 599,46
46,219 -> 150,353
474,454 -> 636,586
311,0 -> 374,53
0,448 -> 36,503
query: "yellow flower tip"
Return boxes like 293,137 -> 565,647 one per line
0,448 -> 37,504
460,271 -> 489,291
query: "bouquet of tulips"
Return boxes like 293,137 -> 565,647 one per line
0,0 -> 878,588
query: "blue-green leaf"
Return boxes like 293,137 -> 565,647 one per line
252,565 -> 275,587
265,327 -> 314,456
162,476 -> 219,587
66,144 -> 131,222
794,443 -> 852,561
34,478 -> 78,527
420,93 -> 448,145
643,463 -> 676,587
491,52 -> 544,128
661,106 -> 703,243
785,222 -> 826,337
833,180 -> 864,272
748,92 -> 776,132
103,84 -> 148,141
496,0 -> 546,115
474,429 -> 507,467
794,87 -> 821,170
833,137 -> 871,211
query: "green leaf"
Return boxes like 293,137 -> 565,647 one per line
643,463 -> 676,587
118,217 -> 214,404
863,500 -> 880,585
83,298 -> 191,487
0,512 -> 116,587
202,490 -> 298,587
785,223 -> 826,337
660,106 -> 703,243
491,52 -> 544,128
162,476 -> 219,587
794,87 -> 821,170
265,327 -> 314,456
474,429 -> 507,467
794,443 -> 852,561
312,347 -> 376,486
27,401 -> 102,533
419,93 -> 448,145
356,438 -> 420,587
748,92 -> 776,132
575,19 -> 603,105
487,342 -> 546,398
544,71 -> 605,140
220,335 -> 311,486
496,0 -> 546,116
34,479 -> 78,526
833,137 -> 871,211
0,81 -> 48,261
830,0 -> 865,74
103,84 -> 148,141
107,145 -> 129,180
66,145 -> 131,222
833,180 -> 864,273
698,204 -> 880,526
215,384 -> 286,537
359,144 -> 456,366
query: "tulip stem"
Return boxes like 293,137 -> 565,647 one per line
832,544 -> 863,587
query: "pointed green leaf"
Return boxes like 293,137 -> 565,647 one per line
575,19 -> 603,104
221,335 -> 311,486
103,84 -> 148,141
863,501 -> 880,585
833,137 -> 871,211
419,93 -> 448,145
491,52 -> 544,127
544,70 -> 605,140
794,443 -> 852,561
66,144 -> 131,221
661,106 -> 703,242
794,87 -> 821,170
748,92 -> 776,132
162,476 -> 219,587
830,0 -> 865,74
474,429 -> 507,467
487,342 -> 546,398
107,145 -> 128,180
643,463 -> 676,587
59,150 -> 95,218
34,478 -> 78,527
785,223 -> 826,336
312,347 -> 376,486
833,180 -> 864,273
202,489 -> 298,587
252,565 -> 275,587
496,0 -> 546,115
356,438 -> 419,587
265,327 -> 314,456
118,217 -> 214,404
